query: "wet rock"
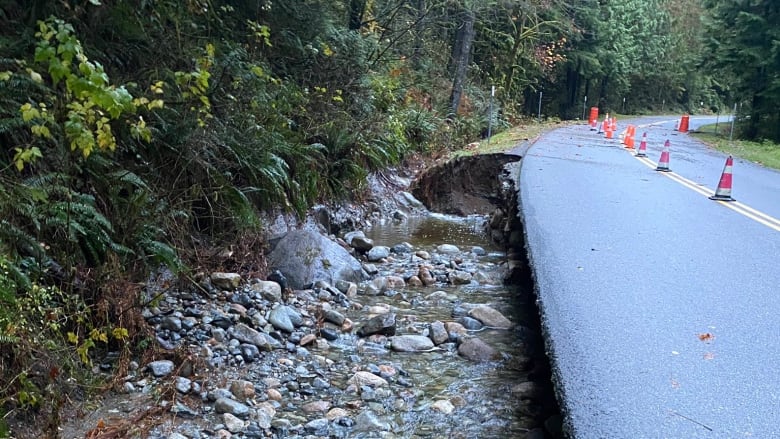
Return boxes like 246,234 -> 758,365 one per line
415,250 -> 431,260
215,397 -> 250,418
251,280 -> 282,302
347,371 -> 388,388
418,266 -> 435,286
392,242 -> 414,254
357,313 -> 396,337
349,234 -> 375,253
437,244 -> 460,254
319,327 -> 339,341
269,306 -> 302,333
353,410 -> 390,432
429,321 -> 449,345
326,407 -> 349,421
211,272 -> 242,290
161,316 -> 182,332
445,322 -> 468,340
268,229 -> 368,290
512,381 -> 541,399
459,316 -> 483,330
362,263 -> 379,275
223,413 -> 246,433
302,400 -> 331,414
304,418 -> 329,435
468,305 -> 513,329
398,191 -> 424,208
367,246 -> 390,262
175,377 -> 192,394
458,337 -> 500,362
230,380 -> 255,402
431,399 -> 455,414
390,335 -> 434,352
254,402 -> 276,429
471,246 -> 487,256
449,270 -> 473,284
147,360 -> 175,377
231,323 -> 281,351
323,309 -> 345,326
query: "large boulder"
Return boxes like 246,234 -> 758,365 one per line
268,229 -> 368,290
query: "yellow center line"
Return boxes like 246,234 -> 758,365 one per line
627,146 -> 780,232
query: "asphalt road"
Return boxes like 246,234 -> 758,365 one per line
513,116 -> 780,438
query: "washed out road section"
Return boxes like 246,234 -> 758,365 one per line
515,121 -> 780,437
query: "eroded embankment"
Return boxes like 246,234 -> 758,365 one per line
412,154 -> 564,437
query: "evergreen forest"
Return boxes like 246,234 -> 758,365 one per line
0,0 -> 777,434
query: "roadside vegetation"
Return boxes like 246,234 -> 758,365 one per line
0,0 -> 776,435
692,124 -> 780,170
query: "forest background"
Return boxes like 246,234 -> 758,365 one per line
0,0 -> 777,434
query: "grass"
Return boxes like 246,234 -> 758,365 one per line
451,118 -> 573,157
691,124 -> 780,171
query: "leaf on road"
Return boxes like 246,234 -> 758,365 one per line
703,352 -> 715,360
697,332 -> 714,343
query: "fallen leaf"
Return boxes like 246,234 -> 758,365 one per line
703,352 -> 715,360
671,378 -> 680,389
697,332 -> 715,343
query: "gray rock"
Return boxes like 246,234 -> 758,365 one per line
147,360 -> 175,377
449,270 -> 473,285
223,413 -> 246,433
181,316 -> 198,330
208,388 -> 234,401
240,343 -> 260,362
269,306 -> 302,333
254,402 -> 276,429
458,337 -> 500,362
459,316 -> 483,330
392,210 -> 408,221
175,377 -> 192,394
367,246 -> 390,262
350,235 -> 374,253
468,305 -> 513,329
471,246 -> 487,256
230,380 -> 255,402
161,316 -> 182,332
268,229 -> 368,289
323,309 -> 345,326
168,433 -> 189,439
251,280 -> 282,302
170,402 -> 198,418
398,191 -> 424,208
305,418 -> 329,435
391,242 -> 414,254
429,321 -> 449,345
362,263 -> 379,275
231,323 -> 281,351
437,244 -> 460,254
214,397 -> 250,418
353,410 -> 390,432
390,335 -> 434,352
211,272 -> 242,290
356,313 -> 396,337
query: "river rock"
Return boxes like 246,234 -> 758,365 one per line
356,313 -> 396,337
231,323 -> 281,351
353,410 -> 390,432
254,402 -> 276,429
347,371 -> 388,388
431,399 -> 455,414
161,316 -> 182,332
223,413 -> 246,433
471,246 -> 487,256
230,380 -> 255,402
437,244 -> 460,254
211,272 -> 241,290
268,229 -> 368,289
367,246 -> 390,262
302,400 -> 331,414
250,280 -> 282,302
418,266 -> 435,286
305,418 -> 329,435
458,337 -> 500,362
350,234 -> 374,253
392,242 -> 414,253
449,270 -> 473,284
512,381 -> 541,399
269,305 -> 302,333
147,360 -> 175,377
468,305 -> 513,329
323,309 -> 346,326
429,321 -> 449,345
175,377 -> 192,394
214,397 -> 250,418
390,335 -> 434,352
326,407 -> 350,420
459,316 -> 483,330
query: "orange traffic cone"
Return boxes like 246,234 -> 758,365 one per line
598,118 -> 607,134
709,156 -> 735,201
611,118 -> 617,132
635,132 -> 648,157
656,140 -> 671,172
625,133 -> 635,149
605,124 -> 614,139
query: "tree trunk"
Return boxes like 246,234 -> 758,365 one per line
411,0 -> 427,69
449,8 -> 475,117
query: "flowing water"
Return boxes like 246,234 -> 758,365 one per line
307,214 -> 558,438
